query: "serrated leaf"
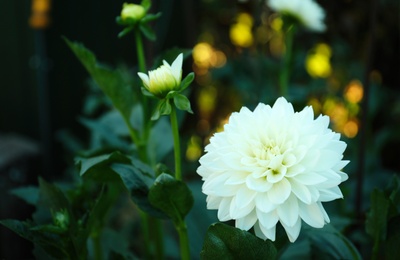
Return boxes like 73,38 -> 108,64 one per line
38,178 -> 71,214
148,173 -> 194,225
366,189 -> 390,241
200,222 -> 277,260
10,186 -> 39,206
64,38 -> 136,126
180,72 -> 195,92
173,94 -> 193,113
110,163 -> 166,218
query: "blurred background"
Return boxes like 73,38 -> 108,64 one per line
1,0 -> 399,258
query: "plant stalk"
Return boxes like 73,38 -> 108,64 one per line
279,24 -> 295,97
170,105 -> 182,180
176,221 -> 190,260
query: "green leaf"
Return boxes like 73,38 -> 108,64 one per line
38,178 -> 71,214
308,224 -> 362,260
118,26 -> 134,38
141,12 -> 162,23
140,23 -> 156,41
0,219 -> 70,259
141,0 -> 151,11
10,186 -> 39,206
110,163 -> 166,218
173,93 -> 193,113
76,151 -> 131,182
79,117 -> 131,151
180,72 -> 195,92
200,222 -> 277,260
151,99 -> 172,120
385,214 -> 400,260
366,189 -> 390,241
64,38 -> 136,125
148,173 -> 194,225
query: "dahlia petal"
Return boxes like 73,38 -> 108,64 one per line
299,202 -> 325,228
268,178 -> 291,204
319,186 -> 343,202
286,163 -> 305,177
281,217 -> 301,242
225,172 -> 248,185
257,209 -> 279,229
258,221 -> 276,241
254,221 -> 268,240
206,195 -> 222,209
255,192 -> 276,213
137,72 -> 150,88
217,197 -> 231,221
235,210 -> 258,231
317,202 -> 330,223
170,53 -> 183,79
294,172 -> 327,185
236,187 -> 257,208
314,149 -> 344,171
277,194 -> 299,227
289,179 -> 311,204
333,160 -> 350,171
246,175 -> 272,192
230,196 -> 255,219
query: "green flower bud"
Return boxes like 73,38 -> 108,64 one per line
121,3 -> 146,22
138,53 -> 183,98
53,209 -> 69,230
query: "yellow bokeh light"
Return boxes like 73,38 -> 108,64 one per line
344,80 -> 363,103
198,87 -> 217,116
186,135 -> 203,161
193,42 -> 227,71
343,120 -> 359,138
305,43 -> 332,78
271,17 -> 283,32
307,98 -> 322,115
193,42 -> 213,68
237,13 -> 253,27
230,13 -> 254,48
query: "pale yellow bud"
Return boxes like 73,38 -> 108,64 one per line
138,54 -> 183,98
121,3 -> 146,21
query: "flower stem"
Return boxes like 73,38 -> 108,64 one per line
170,105 -> 182,180
135,28 -> 147,72
176,221 -> 190,260
279,24 -> 295,97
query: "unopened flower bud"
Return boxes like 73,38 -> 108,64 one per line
138,53 -> 183,98
121,3 -> 146,22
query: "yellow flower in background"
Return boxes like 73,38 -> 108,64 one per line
306,43 -> 332,78
138,53 -> 183,98
121,3 -> 146,22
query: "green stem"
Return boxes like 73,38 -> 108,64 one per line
371,237 -> 380,260
135,28 -> 147,72
139,211 -> 151,260
279,24 -> 295,97
170,105 -> 182,180
176,221 -> 190,260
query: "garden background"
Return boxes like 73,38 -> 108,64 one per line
0,0 -> 399,259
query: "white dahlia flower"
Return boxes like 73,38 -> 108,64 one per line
138,53 -> 183,98
267,0 -> 326,32
197,97 -> 348,242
